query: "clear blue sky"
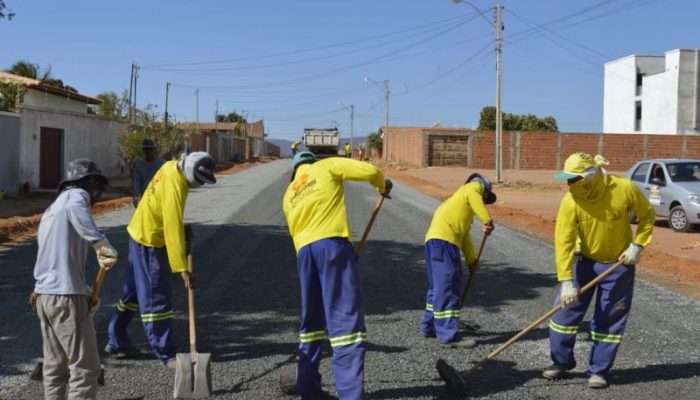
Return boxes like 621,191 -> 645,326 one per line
1,0 -> 698,141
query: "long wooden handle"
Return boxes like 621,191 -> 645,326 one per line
187,253 -> 197,359
464,259 -> 626,377
355,196 -> 386,256
91,267 -> 107,306
459,234 -> 488,308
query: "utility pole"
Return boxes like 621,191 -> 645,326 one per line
132,63 -> 139,125
128,63 -> 135,125
384,80 -> 390,161
164,82 -> 170,135
350,104 -> 354,157
495,4 -> 503,182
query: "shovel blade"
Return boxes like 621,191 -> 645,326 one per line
174,352 -> 212,399
436,358 -> 468,396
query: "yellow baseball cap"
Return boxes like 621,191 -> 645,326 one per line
555,152 -> 597,180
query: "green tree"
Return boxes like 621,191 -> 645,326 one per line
0,1 -> 14,20
216,112 -> 247,123
118,120 -> 187,173
95,90 -> 129,120
367,131 -> 383,153
6,60 -> 79,92
477,106 -> 558,132
0,81 -> 25,112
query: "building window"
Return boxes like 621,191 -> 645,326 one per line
635,73 -> 645,96
635,101 -> 642,131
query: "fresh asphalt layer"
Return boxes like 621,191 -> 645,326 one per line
0,159 -> 698,399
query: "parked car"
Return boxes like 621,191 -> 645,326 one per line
626,159 -> 700,232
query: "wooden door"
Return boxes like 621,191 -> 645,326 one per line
40,127 -> 63,189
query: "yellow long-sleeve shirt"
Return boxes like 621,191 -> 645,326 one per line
127,160 -> 190,273
555,174 -> 655,281
425,182 -> 492,264
283,157 -> 385,252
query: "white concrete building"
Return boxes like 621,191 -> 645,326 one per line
0,71 -> 127,194
604,49 -> 700,134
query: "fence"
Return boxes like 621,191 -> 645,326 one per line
383,127 -> 700,171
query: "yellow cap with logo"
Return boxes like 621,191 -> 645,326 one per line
555,152 -> 609,180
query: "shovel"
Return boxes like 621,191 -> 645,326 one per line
459,234 -> 488,308
354,195 -> 386,256
174,233 -> 212,399
437,259 -> 626,395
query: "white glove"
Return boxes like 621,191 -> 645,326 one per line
619,243 -> 643,265
89,298 -> 100,316
93,239 -> 118,270
560,280 -> 579,308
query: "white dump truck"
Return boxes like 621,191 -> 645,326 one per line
303,128 -> 339,157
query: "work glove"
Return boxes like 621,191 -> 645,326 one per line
559,280 -> 579,308
89,297 -> 100,316
619,243 -> 643,265
483,220 -> 494,235
132,196 -> 140,208
382,179 -> 393,199
93,239 -> 118,270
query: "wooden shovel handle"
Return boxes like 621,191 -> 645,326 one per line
459,234 -> 488,308
91,267 -> 107,306
355,196 -> 385,256
186,227 -> 197,358
464,259 -> 627,377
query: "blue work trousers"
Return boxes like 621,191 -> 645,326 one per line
296,238 -> 367,400
420,239 -> 462,344
549,256 -> 635,378
107,237 -> 176,363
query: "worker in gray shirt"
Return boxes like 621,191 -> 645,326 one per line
31,159 -> 118,400
132,138 -> 164,207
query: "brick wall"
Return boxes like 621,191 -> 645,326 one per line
383,127 -> 700,170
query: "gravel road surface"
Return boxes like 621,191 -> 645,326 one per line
1,159 -> 698,399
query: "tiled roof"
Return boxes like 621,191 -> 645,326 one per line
0,71 -> 100,104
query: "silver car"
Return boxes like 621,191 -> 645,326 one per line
626,159 -> 700,232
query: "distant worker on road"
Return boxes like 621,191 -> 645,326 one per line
543,153 -> 655,389
420,173 -> 496,348
106,152 -> 216,368
344,142 -> 351,158
31,159 -> 118,399
281,151 -> 392,400
291,137 -> 303,156
132,138 -> 164,207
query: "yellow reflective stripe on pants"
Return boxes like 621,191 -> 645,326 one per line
426,303 -> 434,312
433,309 -> 460,319
329,332 -> 367,348
300,330 -> 328,343
140,310 -> 174,323
591,331 -> 622,343
117,300 -> 138,312
549,320 -> 578,335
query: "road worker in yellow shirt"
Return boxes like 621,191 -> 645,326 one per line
543,153 -> 654,389
105,152 -> 216,367
420,173 -> 496,348
281,151 -> 391,400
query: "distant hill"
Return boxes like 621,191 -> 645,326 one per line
269,136 -> 368,158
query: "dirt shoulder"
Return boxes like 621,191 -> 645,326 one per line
0,158 -> 275,246
381,164 -> 700,300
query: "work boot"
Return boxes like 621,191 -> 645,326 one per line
441,338 -> 477,349
104,343 -> 141,359
542,363 -> 575,380
588,374 -> 609,389
421,330 -> 436,339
